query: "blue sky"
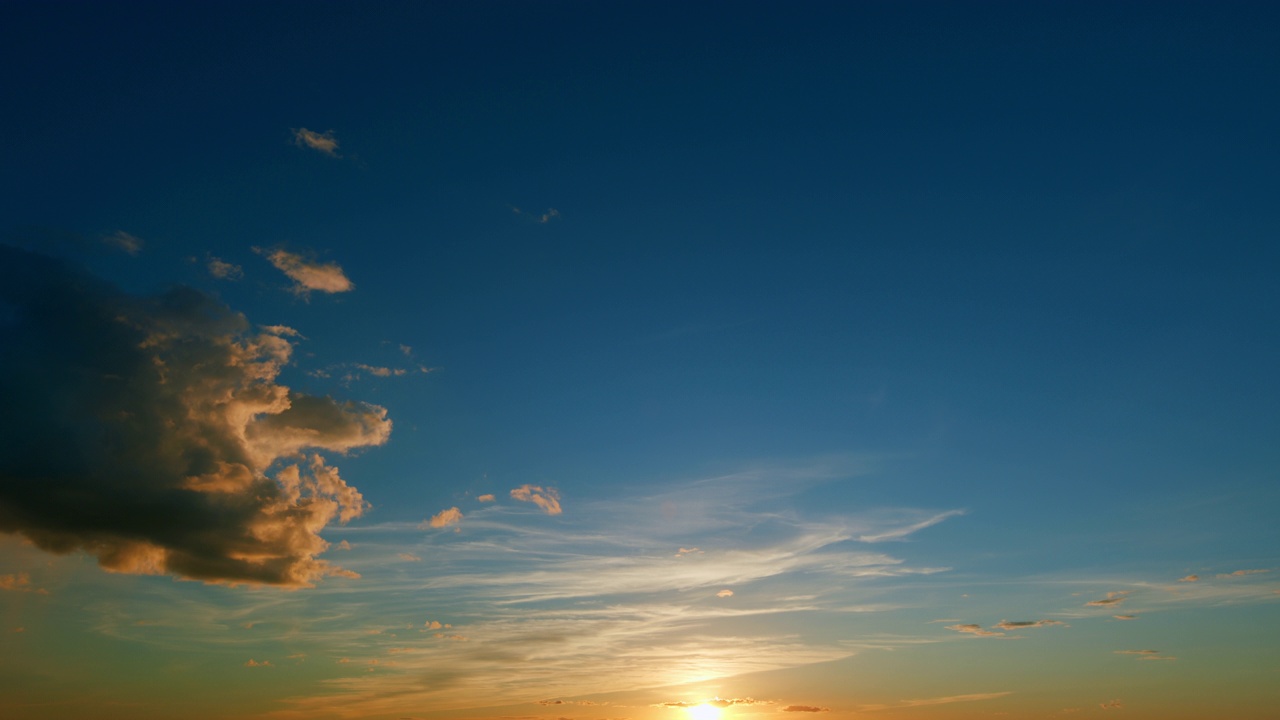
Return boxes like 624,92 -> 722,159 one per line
2,2 -> 1279,719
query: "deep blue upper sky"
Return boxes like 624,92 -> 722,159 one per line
3,0 -> 1278,563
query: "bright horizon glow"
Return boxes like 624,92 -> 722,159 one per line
688,704 -> 722,720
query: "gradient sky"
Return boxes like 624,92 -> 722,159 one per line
2,2 -> 1279,719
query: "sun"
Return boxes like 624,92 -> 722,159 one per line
688,704 -> 722,720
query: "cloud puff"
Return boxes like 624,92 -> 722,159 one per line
782,706 -> 829,712
207,256 -> 243,281
676,547 -> 703,557
510,485 -> 562,515
477,494 -> 495,502
103,230 -> 143,255
1112,615 -> 1137,620
716,589 -> 734,598
1178,574 -> 1199,582
0,246 -> 390,586
0,572 -> 47,594
1100,699 -> 1123,709
255,247 -> 354,296
244,659 -> 272,667
993,619 -> 1066,630
945,623 -> 1003,637
292,128 -> 340,156
424,507 -> 463,529
1086,591 -> 1129,607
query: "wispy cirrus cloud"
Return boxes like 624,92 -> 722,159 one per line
1178,574 -> 1199,582
1115,650 -> 1176,661
945,623 -> 1003,637
255,246 -> 354,296
1086,591 -> 1129,607
0,245 -> 389,586
103,230 -> 143,255
856,509 -> 965,542
292,127 -> 340,156
993,619 -> 1066,630
861,691 -> 1013,711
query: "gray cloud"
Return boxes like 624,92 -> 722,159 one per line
0,245 -> 390,586
993,619 -> 1067,630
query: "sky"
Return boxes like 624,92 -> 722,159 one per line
1,1 -> 1279,718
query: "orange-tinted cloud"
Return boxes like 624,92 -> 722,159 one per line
945,623 -> 1003,637
716,589 -> 734,598
782,706 -> 829,712
477,494 -> 495,502
1177,574 -> 1199,582
1086,591 -> 1129,607
244,659 -> 272,667
425,507 -> 463,529
292,127 -> 340,156
1220,569 -> 1269,577
0,246 -> 389,586
510,484 -> 562,515
0,572 -> 45,594
1112,615 -> 1137,620
256,247 -> 354,296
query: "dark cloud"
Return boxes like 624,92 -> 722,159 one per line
0,245 -> 390,586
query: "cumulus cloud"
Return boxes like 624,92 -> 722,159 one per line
103,230 -> 143,255
292,128 -> 340,156
207,256 -> 243,280
716,589 -> 734,598
510,485 -> 562,515
424,507 -> 463,529
1086,591 -> 1129,607
477,494 -> 495,502
993,619 -> 1066,630
782,706 -> 829,712
255,247 -> 354,296
0,245 -> 390,586
945,623 -> 1003,637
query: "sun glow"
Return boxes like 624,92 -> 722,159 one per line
688,704 -> 722,720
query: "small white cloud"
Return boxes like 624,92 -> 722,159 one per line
292,128 -> 340,156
